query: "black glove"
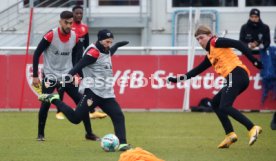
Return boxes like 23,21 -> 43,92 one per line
167,77 -> 178,83
253,60 -> 263,69
110,41 -> 129,55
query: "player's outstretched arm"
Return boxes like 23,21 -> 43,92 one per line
215,37 -> 263,69
110,41 -> 129,56
167,56 -> 211,83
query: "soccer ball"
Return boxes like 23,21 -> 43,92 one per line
100,134 -> 120,152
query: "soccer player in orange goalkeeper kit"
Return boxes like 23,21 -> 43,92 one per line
168,25 -> 263,148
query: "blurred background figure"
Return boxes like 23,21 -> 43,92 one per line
271,26 -> 276,130
239,8 -> 270,55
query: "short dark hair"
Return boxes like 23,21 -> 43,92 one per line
72,6 -> 83,12
60,11 -> 73,19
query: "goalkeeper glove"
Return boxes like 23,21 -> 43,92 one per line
32,83 -> 42,95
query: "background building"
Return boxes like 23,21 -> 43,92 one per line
0,0 -> 275,51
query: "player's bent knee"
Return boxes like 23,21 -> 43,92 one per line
71,120 -> 82,124
68,117 -> 82,124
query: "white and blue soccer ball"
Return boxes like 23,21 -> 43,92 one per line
100,134 -> 120,152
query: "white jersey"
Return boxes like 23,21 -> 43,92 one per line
79,43 -> 115,98
43,28 -> 76,81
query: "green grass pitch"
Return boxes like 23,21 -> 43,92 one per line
0,112 -> 275,161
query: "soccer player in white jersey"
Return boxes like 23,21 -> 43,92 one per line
38,29 -> 131,151
32,11 -> 99,141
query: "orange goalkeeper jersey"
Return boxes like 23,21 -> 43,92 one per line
208,39 -> 250,78
119,147 -> 164,161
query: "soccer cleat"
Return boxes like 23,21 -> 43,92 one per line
38,94 -> 49,102
248,125 -> 262,146
89,111 -> 108,119
217,132 -> 238,148
85,133 -> 101,141
118,144 -> 132,151
37,134 -> 45,141
56,112 -> 65,120
38,93 -> 60,103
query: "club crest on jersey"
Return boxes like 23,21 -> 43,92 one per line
26,64 -> 43,96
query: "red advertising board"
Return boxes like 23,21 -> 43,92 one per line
0,54 -> 275,110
